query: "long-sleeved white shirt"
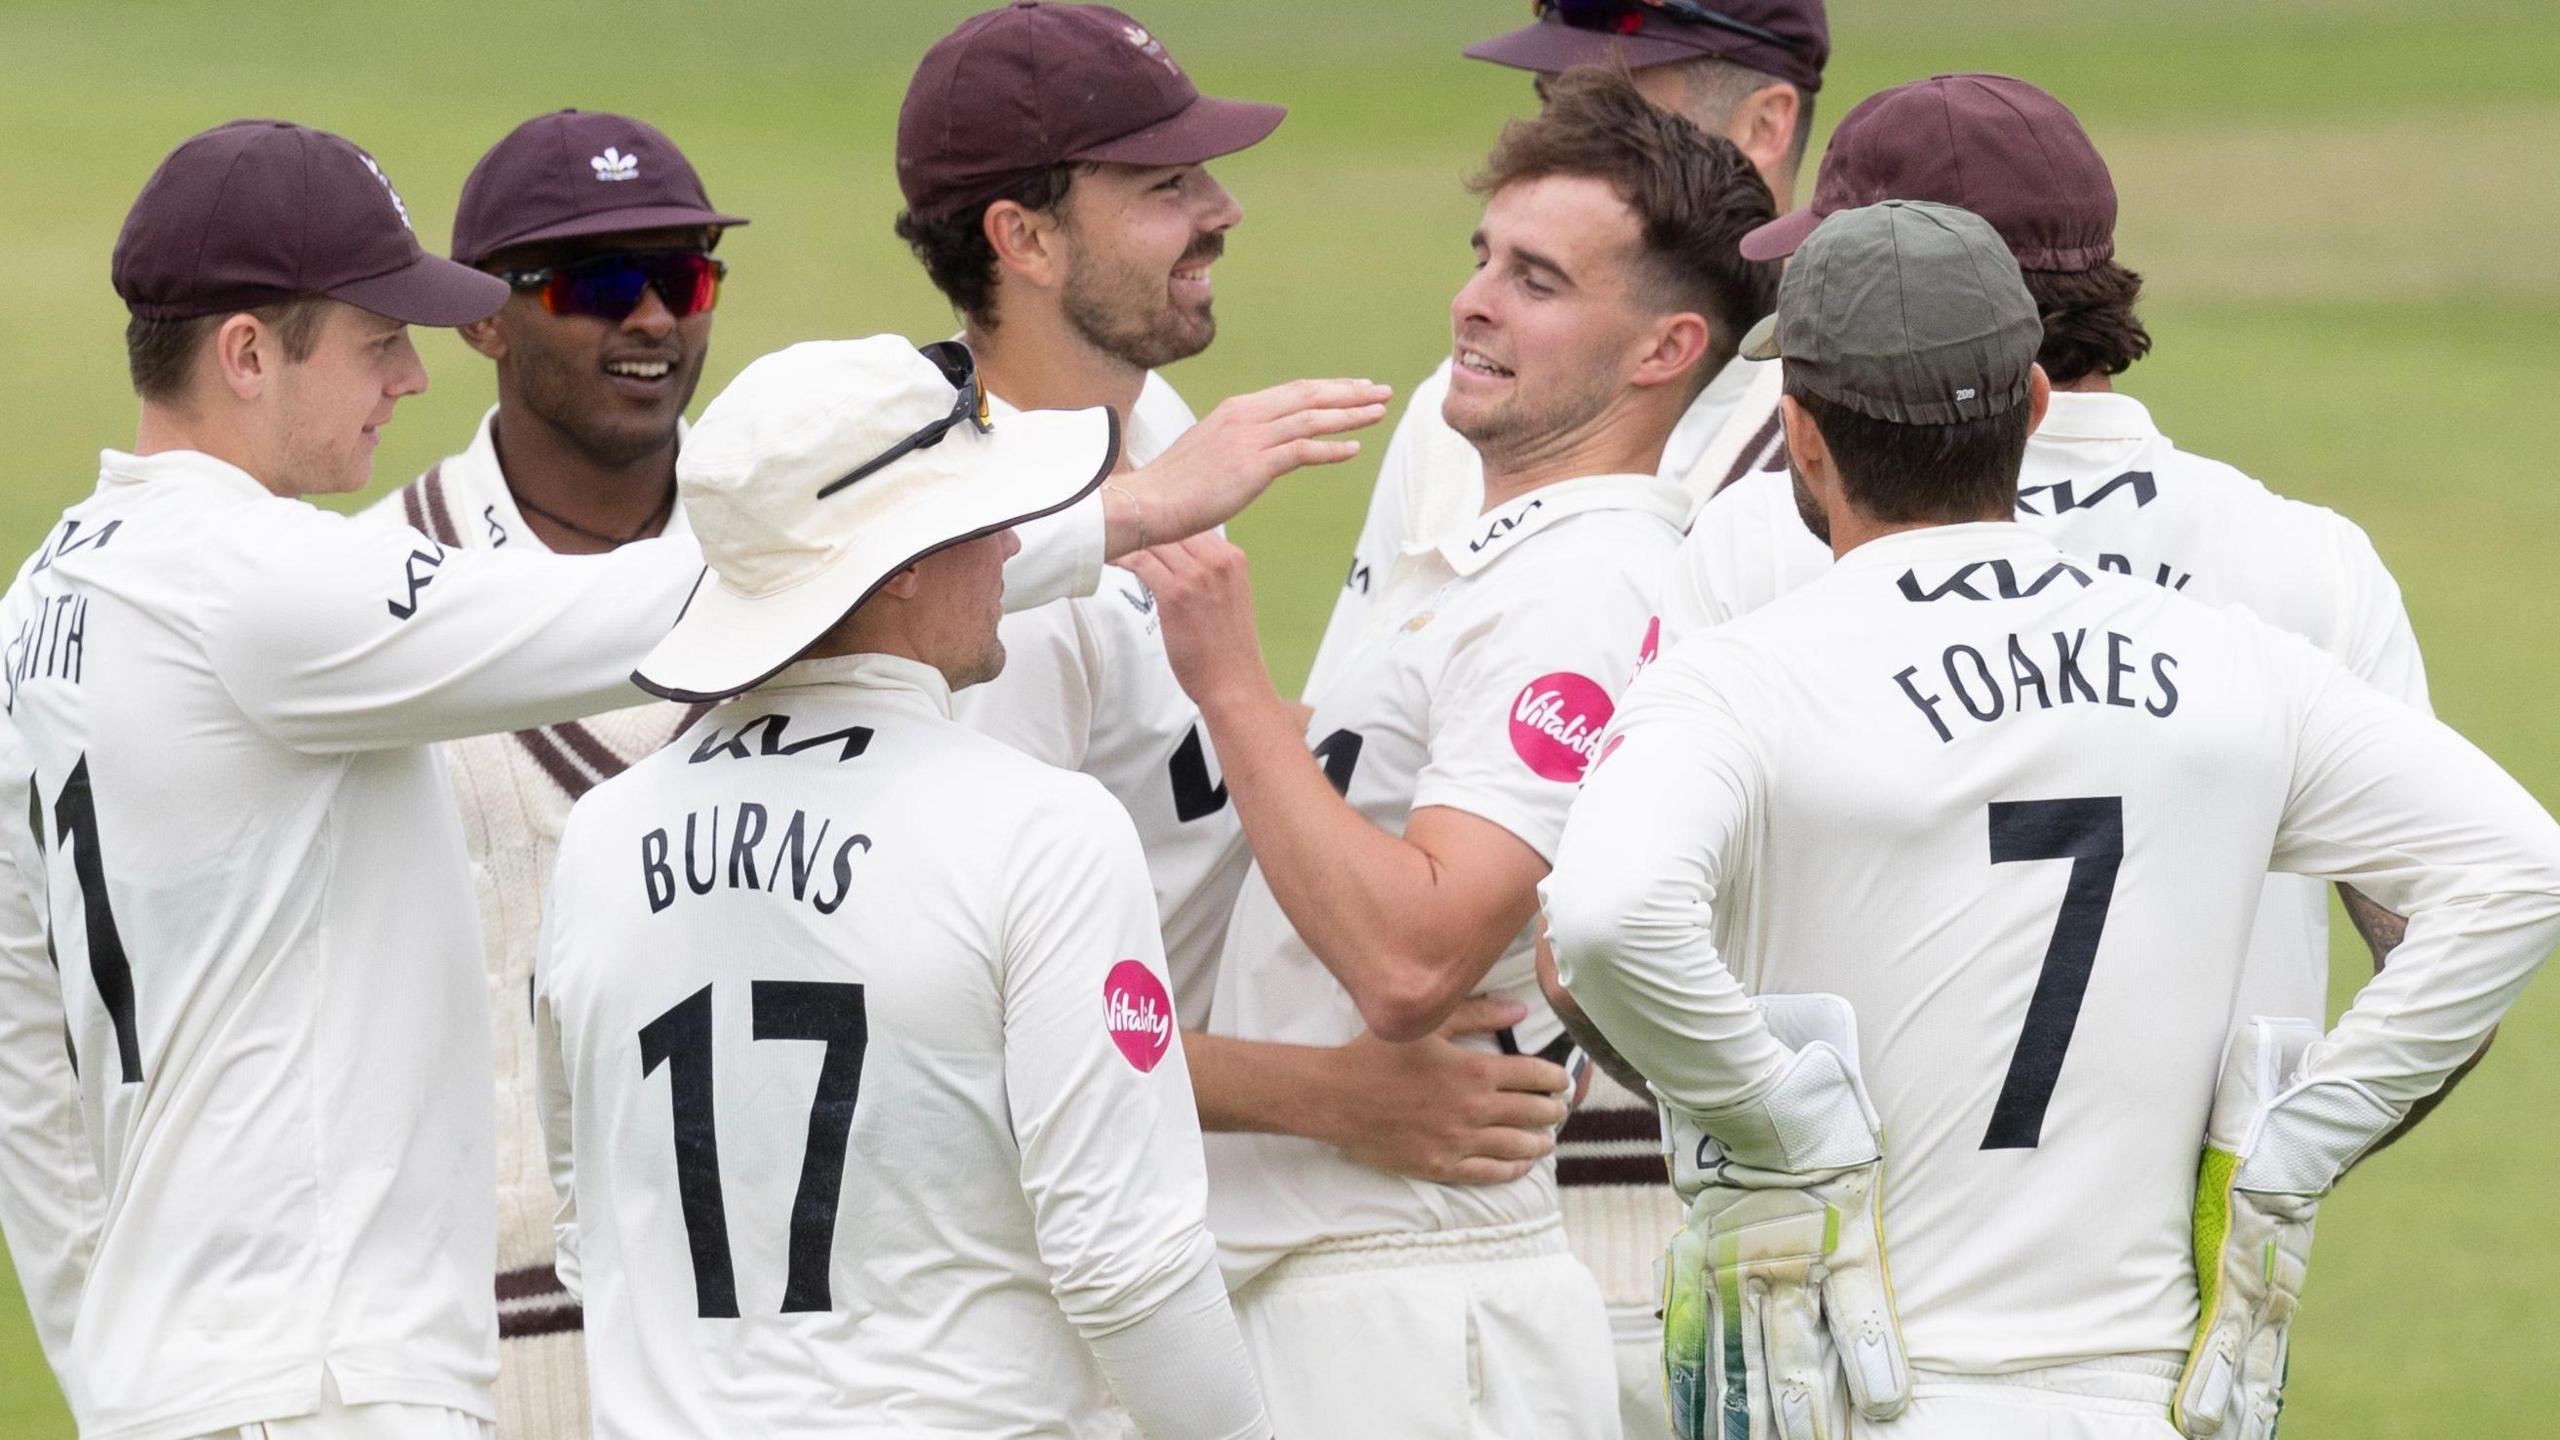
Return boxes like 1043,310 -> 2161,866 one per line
0,448 -> 705,1440
537,653 -> 1263,1439
1545,522 -> 2560,1374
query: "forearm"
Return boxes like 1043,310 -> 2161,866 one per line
1197,681 -> 1493,1037
1084,1258 -> 1270,1440
1185,1030 -> 1342,1139
1545,976 -> 1651,1098
2336,883 -> 2489,1155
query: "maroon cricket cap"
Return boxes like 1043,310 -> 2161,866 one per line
112,119 -> 506,326
898,2 -> 1286,220
1741,74 -> 2116,271
450,109 -> 750,267
1466,0 -> 1829,95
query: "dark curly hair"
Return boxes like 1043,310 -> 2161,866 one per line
2024,260 -> 2152,385
892,165 -> 1082,331
1472,66 -> 1781,375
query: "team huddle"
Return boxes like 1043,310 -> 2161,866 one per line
2,2 -> 2553,1439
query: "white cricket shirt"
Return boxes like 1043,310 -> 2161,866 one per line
1666,388 -> 2431,1025
953,375 -> 1247,1025
0,448 -> 703,1440
1208,473 -> 1689,1282
537,653 -> 1260,1438
1547,522 -> 2557,1374
1301,354 -> 1778,705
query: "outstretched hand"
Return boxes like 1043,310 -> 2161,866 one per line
1110,378 -> 1390,557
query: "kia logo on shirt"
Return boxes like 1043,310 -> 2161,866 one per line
1509,672 -> 1613,782
1103,960 -> 1174,1073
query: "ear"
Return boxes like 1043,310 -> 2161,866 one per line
1778,392 -> 1830,487
2025,363 -> 2053,433
1726,82 -> 1802,191
1630,311 -> 1713,391
982,196 -> 1069,295
875,564 -> 925,601
457,311 -> 507,362
210,312 -> 273,401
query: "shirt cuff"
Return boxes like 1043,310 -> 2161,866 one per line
1005,492 -> 1106,612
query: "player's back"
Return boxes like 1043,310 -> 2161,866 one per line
540,655 -> 1208,1438
1671,519 -> 2329,1372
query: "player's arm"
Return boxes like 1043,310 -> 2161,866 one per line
199,511 -> 702,753
1008,378 -> 1391,612
1127,535 -> 1552,1043
1539,653 -> 1792,1113
0,751 -> 100,1377
2256,651 -> 2560,1177
1000,784 -> 1267,1440
1534,921 -> 1653,1098
1182,1000 -> 1569,1186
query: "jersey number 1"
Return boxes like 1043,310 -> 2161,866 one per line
28,757 -> 144,1083
1981,796 -> 2124,1150
638,980 -> 869,1318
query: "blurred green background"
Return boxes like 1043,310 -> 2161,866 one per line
2,1 -> 2554,1434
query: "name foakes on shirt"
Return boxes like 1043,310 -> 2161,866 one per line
1889,558 -> 2180,744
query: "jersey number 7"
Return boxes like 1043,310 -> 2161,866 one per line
638,980 -> 869,1318
1981,796 -> 2124,1150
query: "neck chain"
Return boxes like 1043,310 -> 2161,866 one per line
507,479 -> 676,549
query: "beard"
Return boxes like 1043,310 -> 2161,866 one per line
1060,232 -> 1222,372
1788,455 -> 1832,546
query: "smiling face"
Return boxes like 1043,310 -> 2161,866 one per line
476,227 -> 717,468
1440,173 -> 1653,471
1054,162 -> 1242,371
264,301 -> 429,496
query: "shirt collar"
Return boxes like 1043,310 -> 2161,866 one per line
1662,355 -> 1778,479
450,406 -> 695,550
1829,520 -> 2062,580
2030,389 -> 2162,445
97,448 -> 274,501
748,651 -> 954,718
1431,471 -> 1690,577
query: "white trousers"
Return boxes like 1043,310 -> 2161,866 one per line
1855,1359 -> 2184,1440
1232,1215 -> 1622,1440
1609,1304 -> 1675,1440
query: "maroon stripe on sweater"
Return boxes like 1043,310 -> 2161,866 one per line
400,482 -> 428,536
511,727 -> 597,799
1715,412 -> 1784,495
420,464 -> 462,546
1560,1153 -> 1673,1188
1559,1106 -> 1665,1146
496,1264 -> 571,1302
551,720 -> 629,780
499,1303 -> 585,1340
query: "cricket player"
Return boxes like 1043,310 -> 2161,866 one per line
1128,71 -> 1770,1438
1544,199 -> 2560,1438
362,109 -> 748,1440
536,336 -> 1267,1438
1662,73 -> 2441,1087
893,0 -> 1572,1186
0,120 -> 712,1440
1304,14 -> 1824,1432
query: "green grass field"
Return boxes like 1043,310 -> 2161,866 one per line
3,1 -> 2555,1434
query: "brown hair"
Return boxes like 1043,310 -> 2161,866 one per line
1787,382 -> 2036,525
1471,66 -> 1780,375
126,297 -> 331,403
2024,260 -> 2152,385
893,164 -> 1083,332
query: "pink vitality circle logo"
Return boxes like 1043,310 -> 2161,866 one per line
1103,961 -> 1174,1073
1510,671 -> 1614,782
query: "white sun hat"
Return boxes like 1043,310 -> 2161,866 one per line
635,336 -> 1116,702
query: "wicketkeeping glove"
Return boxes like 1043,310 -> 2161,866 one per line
2174,1016 -> 2399,1439
1658,993 -> 1910,1440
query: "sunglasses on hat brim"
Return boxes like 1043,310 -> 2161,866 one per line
816,341 -> 994,500
495,250 -> 726,322
1537,0 -> 1800,52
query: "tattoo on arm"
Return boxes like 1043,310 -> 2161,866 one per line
2338,883 -> 2408,973
2336,883 -> 2493,1154
1548,990 -> 1652,1098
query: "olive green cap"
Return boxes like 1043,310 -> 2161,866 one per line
1740,199 -> 2039,425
